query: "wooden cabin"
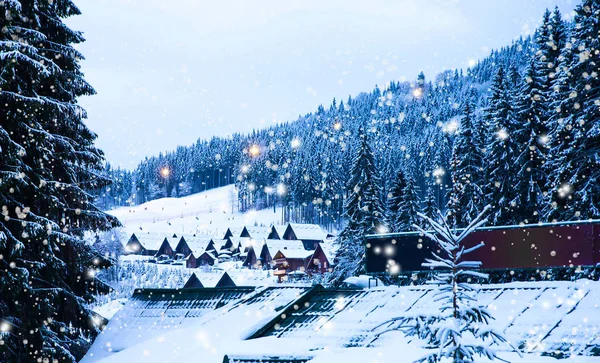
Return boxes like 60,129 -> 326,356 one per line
124,233 -> 164,255
305,243 -> 332,274
239,225 -> 272,240
155,238 -> 175,257
282,223 -> 327,250
197,251 -> 216,267
186,252 -> 198,269
272,248 -> 314,273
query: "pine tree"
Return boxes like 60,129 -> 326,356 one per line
0,1 -> 119,361
329,135 -> 383,285
512,60 -> 548,224
547,0 -> 600,221
397,206 -> 519,363
447,102 -> 484,227
484,68 -> 519,225
386,170 -> 408,232
395,176 -> 421,232
423,187 -> 438,220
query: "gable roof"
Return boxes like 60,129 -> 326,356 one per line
267,225 -> 286,240
306,243 -> 332,266
223,227 -> 242,240
183,273 -> 204,288
240,225 -> 272,240
264,239 -> 307,258
273,249 -> 314,260
177,235 -> 213,255
283,223 -> 327,241
215,272 -> 237,287
83,281 -> 600,362
134,232 -> 171,251
82,285 -> 312,362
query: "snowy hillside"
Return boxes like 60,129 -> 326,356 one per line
107,185 -> 290,237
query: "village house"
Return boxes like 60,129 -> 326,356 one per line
239,225 -> 272,240
282,223 -> 328,250
124,232 -> 166,255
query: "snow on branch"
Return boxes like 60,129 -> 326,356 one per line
395,205 -> 520,363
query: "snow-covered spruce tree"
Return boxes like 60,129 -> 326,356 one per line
511,60 -> 549,224
386,169 -> 407,232
423,187 -> 438,221
446,102 -> 484,228
546,0 -> 600,221
329,134 -> 384,286
395,176 -> 421,232
483,68 -> 519,225
0,1 -> 119,361
397,206 -> 518,363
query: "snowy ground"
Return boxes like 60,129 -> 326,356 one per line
107,185 -> 286,237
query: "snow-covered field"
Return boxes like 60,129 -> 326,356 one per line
107,185 -> 285,237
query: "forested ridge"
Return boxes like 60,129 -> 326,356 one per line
100,2 -> 599,233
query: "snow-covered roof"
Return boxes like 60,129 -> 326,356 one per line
133,232 -> 171,250
241,225 -> 272,240
263,239 -> 307,258
83,280 -> 600,363
229,236 -> 252,248
268,224 -> 287,239
180,236 -> 213,255
208,238 -> 228,251
82,285 -> 310,362
189,269 -> 278,288
319,242 -> 337,262
274,249 -> 314,260
285,223 -> 327,241
224,227 -> 243,239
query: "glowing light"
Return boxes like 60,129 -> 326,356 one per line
333,122 -> 342,131
291,138 -> 301,149
539,135 -> 549,144
277,183 -> 286,195
249,145 -> 260,157
264,186 -> 273,194
0,322 -> 11,333
443,119 -> 459,134
160,167 -> 170,178
468,59 -> 476,67
558,184 -> 571,198
412,88 -> 423,98
497,129 -> 509,140
241,165 -> 250,174
384,245 -> 395,256
433,167 -> 445,178
389,263 -> 400,275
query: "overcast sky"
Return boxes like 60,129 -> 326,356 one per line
67,0 -> 576,168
